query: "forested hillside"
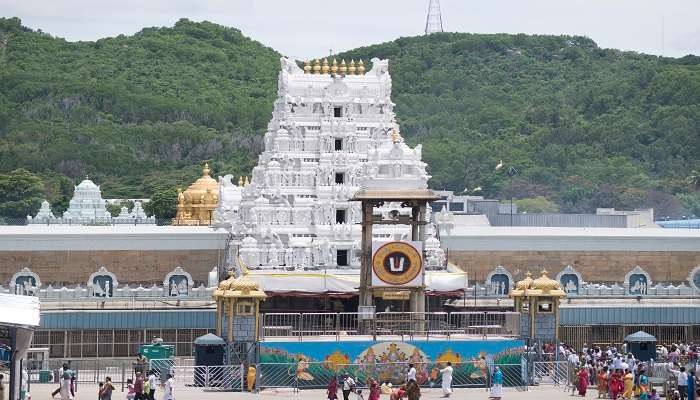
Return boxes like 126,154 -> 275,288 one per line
1,17 -> 699,219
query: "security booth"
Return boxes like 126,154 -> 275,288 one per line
0,293 -> 41,400
193,333 -> 227,386
624,331 -> 657,361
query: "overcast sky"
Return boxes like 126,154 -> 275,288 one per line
3,0 -> 699,58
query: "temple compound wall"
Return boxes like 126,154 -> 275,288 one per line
449,250 -> 700,283
0,249 -> 221,286
441,226 -> 700,284
0,226 -> 227,285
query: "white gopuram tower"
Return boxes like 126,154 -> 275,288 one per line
215,57 -> 446,275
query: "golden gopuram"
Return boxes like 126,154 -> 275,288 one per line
173,163 -> 219,225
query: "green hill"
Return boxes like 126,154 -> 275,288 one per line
1,17 -> 699,219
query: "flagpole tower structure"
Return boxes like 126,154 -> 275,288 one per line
425,0 -> 444,34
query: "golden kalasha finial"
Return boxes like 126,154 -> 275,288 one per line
321,58 -> 330,74
312,59 -> 321,74
330,58 -> 338,74
203,162 -> 211,176
357,59 -> 365,75
391,128 -> 400,144
244,176 -> 250,186
348,59 -> 356,75
238,176 -> 244,186
303,60 -> 311,74
339,59 -> 347,75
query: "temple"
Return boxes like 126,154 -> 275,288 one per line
173,163 -> 220,225
27,177 -> 154,225
213,57 -> 461,306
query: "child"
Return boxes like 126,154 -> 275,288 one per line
649,389 -> 660,400
126,379 -> 135,400
98,382 -> 104,400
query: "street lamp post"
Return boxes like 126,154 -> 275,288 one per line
506,166 -> 518,226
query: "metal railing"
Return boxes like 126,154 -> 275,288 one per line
169,365 -> 244,391
260,311 -> 520,341
257,361 -> 532,391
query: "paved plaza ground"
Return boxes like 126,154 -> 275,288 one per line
28,383 -> 576,400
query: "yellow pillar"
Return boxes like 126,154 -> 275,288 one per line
216,299 -> 223,337
227,299 -> 234,342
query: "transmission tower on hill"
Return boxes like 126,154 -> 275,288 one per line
425,0 -> 444,34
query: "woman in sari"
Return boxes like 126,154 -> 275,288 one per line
622,369 -> 634,400
368,379 -> 381,400
638,370 -> 649,400
327,375 -> 338,400
597,367 -> 609,399
578,366 -> 590,396
610,369 -> 623,400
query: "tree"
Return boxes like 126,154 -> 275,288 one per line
514,196 -> 560,213
106,203 -> 123,217
0,168 -> 44,218
144,189 -> 178,220
687,170 -> 700,191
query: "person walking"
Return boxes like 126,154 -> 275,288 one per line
60,366 -> 72,400
596,367 -> 609,399
342,374 -> 356,400
147,370 -> 157,400
439,362 -> 453,397
406,364 -> 416,383
99,377 -> 115,400
686,369 -> 695,400
162,374 -> 174,400
623,369 -> 634,400
638,370 -> 649,400
327,376 -> 338,400
368,378 -> 380,400
53,363 -> 68,399
490,366 -> 504,400
134,372 -> 145,400
674,367 -> 689,400
577,365 -> 590,396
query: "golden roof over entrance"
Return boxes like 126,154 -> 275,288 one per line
173,163 -> 219,226
511,269 -> 566,298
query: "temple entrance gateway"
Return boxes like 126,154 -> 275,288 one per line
353,130 -> 439,332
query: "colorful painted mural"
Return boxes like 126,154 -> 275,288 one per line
259,339 -> 524,388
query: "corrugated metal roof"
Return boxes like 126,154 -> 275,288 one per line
40,310 -> 216,330
561,306 -> 700,325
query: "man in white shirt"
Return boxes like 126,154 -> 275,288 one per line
342,375 -> 356,400
162,374 -> 174,400
673,367 -> 688,400
440,362 -> 453,397
567,352 -> 580,366
407,364 -> 417,382
147,370 -> 157,400
613,355 -> 623,370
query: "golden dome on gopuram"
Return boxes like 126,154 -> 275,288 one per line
173,163 -> 219,225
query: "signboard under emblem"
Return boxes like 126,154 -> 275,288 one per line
371,241 -> 423,287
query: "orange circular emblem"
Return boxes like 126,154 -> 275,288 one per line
372,242 -> 422,286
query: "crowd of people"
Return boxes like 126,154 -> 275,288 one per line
325,362 -> 465,400
553,342 -> 699,400
49,361 -> 174,400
